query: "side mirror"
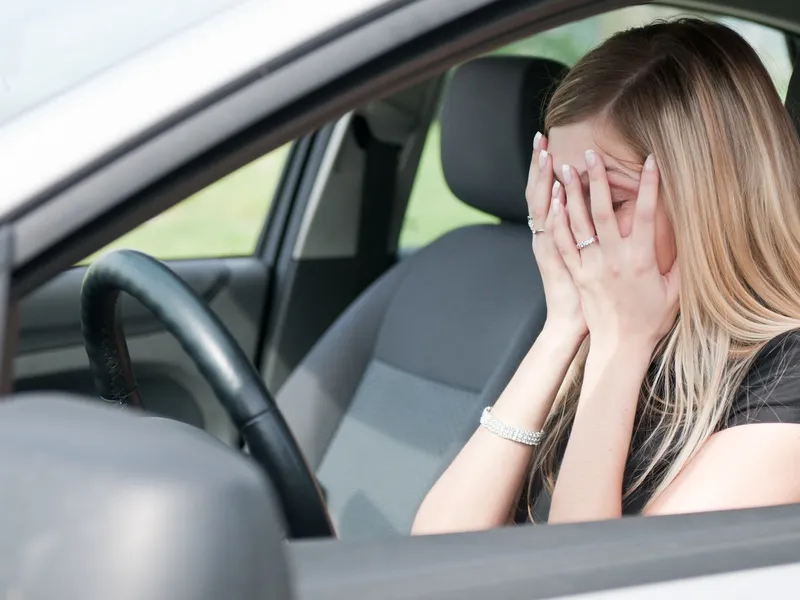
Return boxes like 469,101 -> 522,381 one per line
0,394 -> 292,600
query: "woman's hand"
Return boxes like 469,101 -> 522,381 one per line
552,151 -> 680,350
526,133 -> 588,340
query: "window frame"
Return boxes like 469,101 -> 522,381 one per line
395,4 -> 798,253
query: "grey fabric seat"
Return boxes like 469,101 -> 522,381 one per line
277,56 -> 568,539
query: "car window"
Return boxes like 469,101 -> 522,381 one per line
398,5 -> 793,251
81,144 -> 290,263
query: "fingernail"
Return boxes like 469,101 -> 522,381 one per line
533,131 -> 542,149
539,149 -> 548,169
644,153 -> 656,171
552,197 -> 562,214
585,149 -> 596,168
561,164 -> 572,184
552,180 -> 561,198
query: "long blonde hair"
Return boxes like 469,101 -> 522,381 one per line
529,18 -> 800,515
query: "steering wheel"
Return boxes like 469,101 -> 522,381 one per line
79,249 -> 334,539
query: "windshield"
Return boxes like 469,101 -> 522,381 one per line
0,0 -> 251,125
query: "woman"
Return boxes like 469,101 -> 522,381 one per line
412,18 -> 800,533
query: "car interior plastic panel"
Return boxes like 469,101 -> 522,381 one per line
0,394 -> 291,600
14,257 -> 270,443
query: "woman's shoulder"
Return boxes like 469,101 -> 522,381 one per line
728,328 -> 800,427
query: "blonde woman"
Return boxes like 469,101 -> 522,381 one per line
413,18 -> 800,533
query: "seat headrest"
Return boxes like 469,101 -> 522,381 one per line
787,67 -> 800,137
440,56 -> 568,223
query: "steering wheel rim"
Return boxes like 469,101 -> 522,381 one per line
80,249 -> 334,539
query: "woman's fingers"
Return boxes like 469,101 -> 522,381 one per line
544,178 -> 564,238
534,130 -> 543,153
630,154 -> 659,267
526,133 -> 551,229
561,163 -> 594,250
585,150 -> 622,257
536,178 -> 564,257
529,150 -> 553,229
552,190 -> 582,277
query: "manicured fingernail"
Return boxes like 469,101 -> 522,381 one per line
533,131 -> 542,149
561,164 -> 572,184
644,153 -> 656,171
552,180 -> 561,198
585,149 -> 596,168
552,197 -> 562,214
539,149 -> 548,169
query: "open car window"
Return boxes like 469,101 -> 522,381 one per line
398,4 -> 793,251
80,143 -> 291,263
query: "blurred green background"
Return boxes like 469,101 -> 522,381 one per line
87,6 -> 792,262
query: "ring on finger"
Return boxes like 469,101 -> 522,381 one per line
576,235 -> 598,250
527,216 -> 545,234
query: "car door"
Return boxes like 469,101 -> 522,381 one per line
13,142 -> 298,444
7,0 -> 800,598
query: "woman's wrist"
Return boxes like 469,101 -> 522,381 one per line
579,335 -> 653,410
540,318 -> 587,348
490,320 -> 584,431
588,333 -> 656,362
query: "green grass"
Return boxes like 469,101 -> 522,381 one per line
83,145 -> 291,263
400,122 -> 497,248
85,6 -> 792,262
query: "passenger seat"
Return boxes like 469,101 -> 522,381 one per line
277,56 -> 568,539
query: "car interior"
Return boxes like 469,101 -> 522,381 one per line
11,2 -> 800,548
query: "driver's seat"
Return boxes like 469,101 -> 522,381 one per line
277,56 -> 567,539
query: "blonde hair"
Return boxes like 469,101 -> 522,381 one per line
529,18 -> 800,515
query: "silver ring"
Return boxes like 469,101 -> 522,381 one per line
527,216 -> 545,235
576,235 -> 598,250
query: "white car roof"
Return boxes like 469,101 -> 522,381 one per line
0,0 -> 391,217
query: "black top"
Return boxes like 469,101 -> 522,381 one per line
523,329 -> 800,523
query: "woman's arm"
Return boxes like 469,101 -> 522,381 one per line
547,338 -> 651,523
646,334 -> 800,515
644,423 -> 800,515
549,342 -> 800,522
548,152 -> 679,523
412,134 -> 588,535
411,323 -> 583,534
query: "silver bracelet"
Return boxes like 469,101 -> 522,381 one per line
479,406 -> 545,446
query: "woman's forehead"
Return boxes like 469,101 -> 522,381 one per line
548,122 -> 642,190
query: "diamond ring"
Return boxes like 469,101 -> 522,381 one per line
576,235 -> 598,250
527,216 -> 545,234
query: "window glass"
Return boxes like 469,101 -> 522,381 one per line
399,6 -> 793,250
82,144 -> 290,263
